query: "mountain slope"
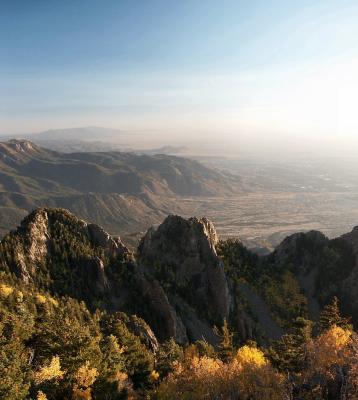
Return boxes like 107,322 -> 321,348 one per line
0,208 -> 274,345
0,139 -> 239,238
4,207 -> 358,349
267,229 -> 357,323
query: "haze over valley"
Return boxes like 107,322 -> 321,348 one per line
1,134 -> 358,252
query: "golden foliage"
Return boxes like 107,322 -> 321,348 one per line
306,325 -> 351,377
16,290 -> 23,302
34,356 -> 64,385
0,283 -> 14,298
48,296 -> 59,307
235,345 -> 286,400
35,293 -> 47,304
157,356 -> 226,399
157,346 -> 287,400
72,361 -> 98,400
292,325 -> 354,398
345,335 -> 358,398
115,371 -> 130,392
36,391 -> 48,400
236,345 -> 267,368
150,370 -> 160,382
236,359 -> 286,400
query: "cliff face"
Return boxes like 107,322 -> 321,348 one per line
139,215 -> 230,321
138,215 -> 231,343
339,227 -> 358,321
270,230 -> 328,271
133,273 -> 188,344
11,209 -> 50,282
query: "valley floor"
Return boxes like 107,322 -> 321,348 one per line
180,191 -> 358,250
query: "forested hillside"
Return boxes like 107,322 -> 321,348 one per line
2,208 -> 358,399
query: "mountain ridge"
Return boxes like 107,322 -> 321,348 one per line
0,139 -> 240,240
3,207 -> 358,345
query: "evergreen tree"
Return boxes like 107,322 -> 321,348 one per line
93,334 -> 128,399
317,296 -> 351,334
156,338 -> 184,378
0,298 -> 33,400
270,317 -> 312,373
216,319 -> 234,363
0,321 -> 30,399
101,313 -> 154,389
195,339 -> 217,359
29,300 -> 103,398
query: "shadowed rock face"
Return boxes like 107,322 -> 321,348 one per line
1,208 -> 132,291
138,215 -> 231,341
134,273 -> 188,344
271,230 -> 328,271
87,223 -> 130,259
266,228 -> 358,324
87,257 -> 109,294
341,226 -> 358,259
11,209 -> 50,282
339,226 -> 358,321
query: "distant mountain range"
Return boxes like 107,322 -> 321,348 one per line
0,126 -> 190,154
0,139 -> 240,239
1,126 -> 124,142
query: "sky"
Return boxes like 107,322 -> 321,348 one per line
1,0 -> 358,154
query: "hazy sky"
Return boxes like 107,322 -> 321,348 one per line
1,0 -> 358,153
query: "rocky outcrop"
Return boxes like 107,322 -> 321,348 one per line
268,229 -> 358,325
0,209 -> 233,346
341,226 -> 358,259
6,205 -> 358,349
271,230 -> 328,271
125,314 -> 159,353
1,208 -> 131,290
134,272 -> 188,344
238,283 -> 283,340
87,257 -> 109,294
87,223 -> 131,259
11,209 -> 50,282
339,226 -> 358,320
138,215 -> 231,342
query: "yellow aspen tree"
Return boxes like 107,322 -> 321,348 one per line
72,361 -> 98,400
34,356 -> 64,385
235,345 -> 287,400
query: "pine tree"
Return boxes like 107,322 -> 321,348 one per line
156,338 -> 183,377
270,317 -> 312,373
195,339 -> 217,359
101,313 -> 154,389
93,334 -> 127,399
216,319 -> 234,363
317,296 -> 351,334
0,306 -> 32,400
